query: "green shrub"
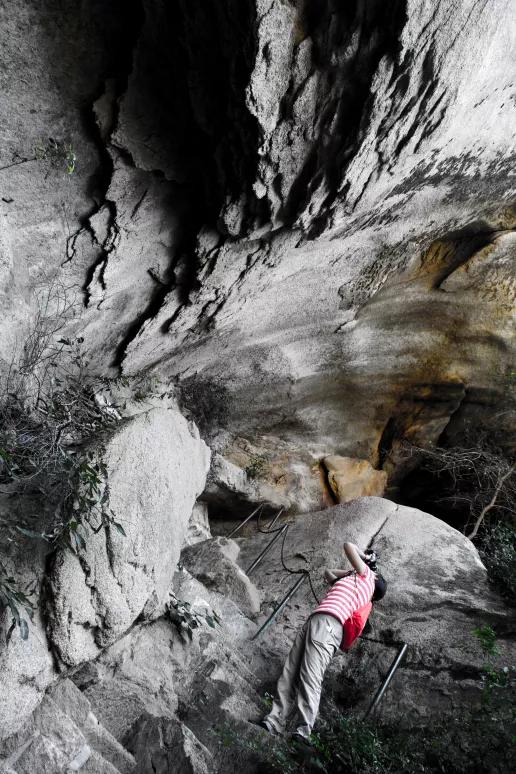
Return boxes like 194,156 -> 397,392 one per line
479,522 -> 516,603
34,137 -> 76,174
473,624 -> 499,656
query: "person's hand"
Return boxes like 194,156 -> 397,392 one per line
324,568 -> 336,584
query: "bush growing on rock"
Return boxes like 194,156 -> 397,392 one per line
0,284 -> 124,636
479,522 -> 516,603
225,707 -> 515,774
166,593 -> 221,641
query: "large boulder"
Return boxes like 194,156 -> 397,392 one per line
46,407 -> 210,667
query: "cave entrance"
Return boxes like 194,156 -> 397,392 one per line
384,397 -> 515,538
395,465 -> 470,532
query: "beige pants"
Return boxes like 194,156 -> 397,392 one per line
265,613 -> 343,739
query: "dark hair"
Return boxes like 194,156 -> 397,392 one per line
372,574 -> 387,602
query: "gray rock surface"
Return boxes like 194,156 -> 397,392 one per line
184,502 -> 212,546
0,1 -> 513,503
0,684 -> 133,774
48,681 -> 136,774
124,714 -> 212,774
181,537 -> 261,617
46,407 -> 210,666
0,582 -> 54,739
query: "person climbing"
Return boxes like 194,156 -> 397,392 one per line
261,542 -> 387,742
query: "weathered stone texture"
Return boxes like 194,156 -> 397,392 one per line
181,536 -> 261,616
46,408 -> 210,666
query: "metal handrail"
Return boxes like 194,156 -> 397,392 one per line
265,507 -> 284,531
364,643 -> 408,718
251,574 -> 308,641
246,524 -> 288,575
227,504 -> 264,538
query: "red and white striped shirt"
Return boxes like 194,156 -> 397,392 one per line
313,566 -> 375,626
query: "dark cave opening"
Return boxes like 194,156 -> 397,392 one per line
395,465 -> 470,532
390,397 -> 516,537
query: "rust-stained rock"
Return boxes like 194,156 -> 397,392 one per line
322,456 -> 387,502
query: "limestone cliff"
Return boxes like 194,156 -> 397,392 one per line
0,0 -> 514,508
0,1 -> 515,772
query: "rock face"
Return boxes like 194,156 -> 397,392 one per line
0,678 -> 136,774
46,407 -> 210,667
0,1 -> 514,509
181,536 -> 261,617
0,606 -> 54,742
124,714 -> 212,774
0,404 -> 210,741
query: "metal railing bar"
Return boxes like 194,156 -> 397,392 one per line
363,642 -> 408,718
227,504 -> 264,538
246,524 -> 288,575
251,574 -> 308,641
266,507 -> 285,531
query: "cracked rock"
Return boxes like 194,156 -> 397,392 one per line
46,407 -> 210,667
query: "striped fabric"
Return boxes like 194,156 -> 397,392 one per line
313,566 -> 375,627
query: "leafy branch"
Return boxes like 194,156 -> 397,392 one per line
166,593 -> 221,641
0,569 -> 34,642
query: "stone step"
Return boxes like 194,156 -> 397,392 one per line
48,680 -> 136,774
74,749 -> 123,774
124,714 -> 212,774
0,680 -> 135,774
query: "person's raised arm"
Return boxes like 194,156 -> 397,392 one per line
343,542 -> 368,575
323,567 -> 352,584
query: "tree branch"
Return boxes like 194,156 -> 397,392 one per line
467,465 -> 515,540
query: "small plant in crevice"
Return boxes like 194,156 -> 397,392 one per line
245,453 -> 269,480
34,137 -> 77,175
166,593 -> 221,642
473,624 -> 498,658
473,624 -> 514,707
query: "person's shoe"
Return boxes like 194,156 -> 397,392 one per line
290,731 -> 312,747
257,718 -> 281,736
